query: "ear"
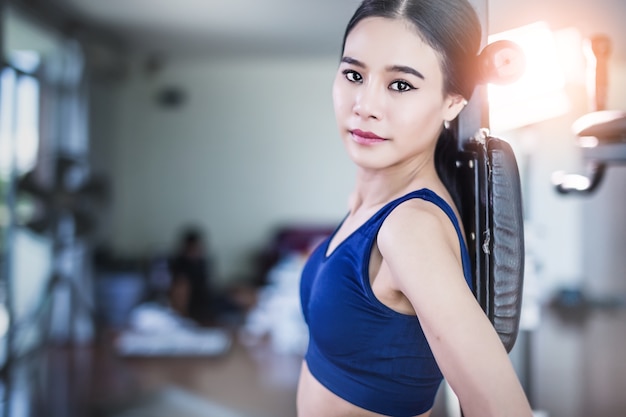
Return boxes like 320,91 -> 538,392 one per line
442,93 -> 467,123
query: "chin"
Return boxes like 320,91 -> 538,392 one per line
347,150 -> 392,171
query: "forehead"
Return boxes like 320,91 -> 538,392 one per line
343,17 -> 443,79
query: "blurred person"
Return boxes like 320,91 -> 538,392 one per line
297,1 -> 532,416
169,227 -> 215,324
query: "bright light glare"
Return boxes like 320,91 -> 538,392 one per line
551,171 -> 590,191
488,22 -> 571,133
578,136 -> 599,148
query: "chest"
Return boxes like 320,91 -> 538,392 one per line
302,234 -> 423,356
322,216 -> 416,316
324,210 -> 377,257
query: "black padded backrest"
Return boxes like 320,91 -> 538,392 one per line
456,133 -> 525,352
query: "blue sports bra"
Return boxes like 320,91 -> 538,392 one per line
300,189 -> 473,417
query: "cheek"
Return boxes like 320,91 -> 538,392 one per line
332,79 -> 351,120
394,103 -> 444,141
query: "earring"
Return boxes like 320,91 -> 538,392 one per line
443,120 -> 450,129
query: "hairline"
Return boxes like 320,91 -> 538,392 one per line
341,16 -> 451,97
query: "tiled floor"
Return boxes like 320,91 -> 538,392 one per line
2,304 -> 626,417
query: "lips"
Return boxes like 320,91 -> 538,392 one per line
350,129 -> 387,144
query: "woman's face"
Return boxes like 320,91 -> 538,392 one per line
333,17 -> 465,171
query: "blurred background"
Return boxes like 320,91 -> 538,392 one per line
0,0 -> 624,416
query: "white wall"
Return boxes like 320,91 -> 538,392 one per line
91,56 -> 354,283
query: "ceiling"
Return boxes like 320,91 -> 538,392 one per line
11,0 -> 626,61
50,0 -> 362,57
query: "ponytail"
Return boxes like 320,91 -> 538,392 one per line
434,124 -> 463,213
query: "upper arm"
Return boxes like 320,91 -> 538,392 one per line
378,202 -> 531,417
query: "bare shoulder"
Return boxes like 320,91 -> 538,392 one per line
377,197 -> 459,258
375,196 -> 467,300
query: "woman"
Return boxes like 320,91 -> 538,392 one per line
297,0 -> 533,416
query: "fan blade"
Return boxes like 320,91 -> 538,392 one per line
16,171 -> 51,200
75,176 -> 110,202
22,212 -> 55,235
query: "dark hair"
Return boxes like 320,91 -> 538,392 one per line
341,0 -> 482,209
180,226 -> 204,248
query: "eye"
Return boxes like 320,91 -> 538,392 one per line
343,69 -> 363,83
390,80 -> 415,92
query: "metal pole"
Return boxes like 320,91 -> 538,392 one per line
458,0 -> 489,145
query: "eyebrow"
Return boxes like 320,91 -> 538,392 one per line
341,56 -> 425,80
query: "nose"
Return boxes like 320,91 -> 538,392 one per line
353,82 -> 382,120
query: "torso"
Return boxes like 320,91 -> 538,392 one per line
298,188 -> 470,417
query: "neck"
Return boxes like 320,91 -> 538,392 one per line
348,156 -> 441,214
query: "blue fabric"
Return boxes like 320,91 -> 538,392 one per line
300,188 -> 473,417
